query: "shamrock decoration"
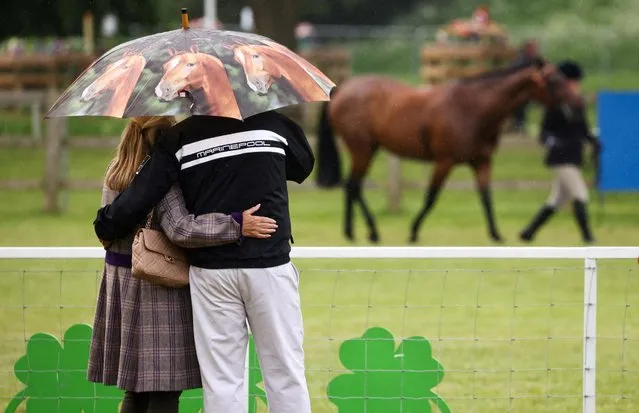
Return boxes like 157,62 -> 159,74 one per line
178,388 -> 204,413
247,334 -> 268,412
6,323 -> 123,413
327,327 -> 451,413
4,324 -> 267,413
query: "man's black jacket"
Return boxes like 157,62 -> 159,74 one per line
94,111 -> 315,269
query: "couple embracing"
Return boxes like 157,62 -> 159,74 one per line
89,111 -> 314,413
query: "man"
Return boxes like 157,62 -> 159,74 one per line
94,111 -> 314,413
511,39 -> 540,134
519,60 -> 601,244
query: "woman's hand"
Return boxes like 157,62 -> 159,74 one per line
242,204 -> 278,239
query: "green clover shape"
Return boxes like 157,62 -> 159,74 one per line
178,388 -> 203,413
247,334 -> 268,412
327,327 -> 451,413
6,323 -> 123,413
5,325 -> 266,413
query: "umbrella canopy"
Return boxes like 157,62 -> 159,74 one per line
46,25 -> 335,120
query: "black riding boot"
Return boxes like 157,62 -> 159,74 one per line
573,200 -> 595,244
520,206 -> 555,242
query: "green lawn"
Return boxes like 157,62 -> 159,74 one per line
0,66 -> 638,411
0,162 -> 638,412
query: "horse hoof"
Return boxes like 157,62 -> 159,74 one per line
369,233 -> 379,243
519,231 -> 533,243
491,233 -> 505,243
345,230 -> 355,242
409,233 -> 418,244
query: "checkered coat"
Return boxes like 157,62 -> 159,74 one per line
87,183 -> 240,392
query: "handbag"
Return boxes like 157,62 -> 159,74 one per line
131,209 -> 190,288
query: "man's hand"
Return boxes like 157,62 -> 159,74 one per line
242,204 -> 278,239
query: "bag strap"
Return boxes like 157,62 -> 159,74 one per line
144,208 -> 155,229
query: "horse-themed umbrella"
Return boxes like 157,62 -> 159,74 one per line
45,9 -> 335,120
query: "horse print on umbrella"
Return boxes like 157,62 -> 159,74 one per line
155,45 -> 241,118
45,29 -> 335,120
46,51 -> 147,118
261,39 -> 335,91
79,52 -> 147,117
233,44 -> 330,101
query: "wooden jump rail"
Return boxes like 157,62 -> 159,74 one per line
0,53 -> 94,90
420,43 -> 516,85
300,47 -> 352,86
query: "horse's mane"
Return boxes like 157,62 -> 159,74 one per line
458,57 -> 545,84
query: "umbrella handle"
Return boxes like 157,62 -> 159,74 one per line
182,8 -> 190,30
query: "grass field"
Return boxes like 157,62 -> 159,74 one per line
1,137 -> 638,412
0,66 -> 638,411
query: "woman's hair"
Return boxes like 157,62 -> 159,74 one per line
105,116 -> 175,192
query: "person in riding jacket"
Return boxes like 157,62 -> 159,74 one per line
519,60 -> 601,244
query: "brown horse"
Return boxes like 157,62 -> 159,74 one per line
80,52 -> 146,117
316,58 -> 576,243
155,45 -> 241,118
233,44 -> 329,101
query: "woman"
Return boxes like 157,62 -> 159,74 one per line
519,61 -> 601,244
88,116 -> 277,413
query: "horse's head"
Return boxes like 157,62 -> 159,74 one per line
155,45 -> 222,101
81,53 -> 146,101
528,57 -> 580,107
233,44 -> 283,95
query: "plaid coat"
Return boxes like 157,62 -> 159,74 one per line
88,183 -> 240,392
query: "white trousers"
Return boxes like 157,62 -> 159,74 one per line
189,262 -> 311,413
546,165 -> 589,207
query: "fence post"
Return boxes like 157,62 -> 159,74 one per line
31,101 -> 42,142
387,153 -> 402,213
583,257 -> 597,413
42,89 -> 67,213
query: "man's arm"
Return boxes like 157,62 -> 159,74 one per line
93,134 -> 180,241
277,113 -> 315,183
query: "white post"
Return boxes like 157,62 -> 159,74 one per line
204,0 -> 217,29
583,257 -> 597,413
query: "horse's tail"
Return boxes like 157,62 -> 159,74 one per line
316,98 -> 342,188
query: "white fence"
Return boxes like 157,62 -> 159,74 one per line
1,246 -> 637,413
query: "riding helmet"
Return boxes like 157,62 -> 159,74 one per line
558,60 -> 584,80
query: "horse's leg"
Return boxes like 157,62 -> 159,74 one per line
345,146 -> 379,243
409,160 -> 454,243
344,173 -> 357,242
471,159 -> 504,243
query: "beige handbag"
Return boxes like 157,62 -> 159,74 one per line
131,210 -> 190,288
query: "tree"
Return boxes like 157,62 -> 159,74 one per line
250,0 -> 298,50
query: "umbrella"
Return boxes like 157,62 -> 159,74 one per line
45,9 -> 335,120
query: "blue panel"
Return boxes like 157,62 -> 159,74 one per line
597,91 -> 639,192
